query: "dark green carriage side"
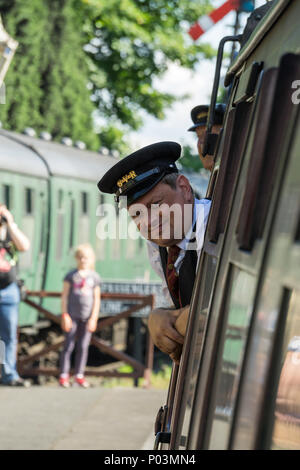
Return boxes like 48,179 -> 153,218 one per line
0,129 -> 160,325
43,176 -> 153,315
0,132 -> 49,325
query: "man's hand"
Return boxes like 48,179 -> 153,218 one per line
174,306 -> 189,336
0,204 -> 14,225
148,307 -> 187,359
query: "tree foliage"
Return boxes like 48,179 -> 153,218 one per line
82,0 -> 214,132
180,144 -> 203,172
0,0 -> 99,149
0,0 -> 215,151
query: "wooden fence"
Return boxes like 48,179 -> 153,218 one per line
18,290 -> 154,387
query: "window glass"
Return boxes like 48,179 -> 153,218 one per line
208,268 -> 256,449
25,188 -> 34,214
78,191 -> 90,244
81,192 -> 88,214
56,190 -> 64,261
19,188 -> 35,269
271,289 -> 300,450
56,212 -> 64,261
69,198 -> 75,249
179,254 -> 217,449
96,194 -> 106,260
58,189 -> 63,210
3,184 -> 12,209
39,195 -> 46,254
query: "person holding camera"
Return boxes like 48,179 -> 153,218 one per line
0,204 -> 30,386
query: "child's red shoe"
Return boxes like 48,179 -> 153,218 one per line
59,376 -> 70,388
74,376 -> 90,388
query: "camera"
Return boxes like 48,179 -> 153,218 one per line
0,215 -> 7,226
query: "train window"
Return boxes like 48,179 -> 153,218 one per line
56,212 -> 64,261
294,214 -> 300,243
69,198 -> 75,249
99,194 -> 105,206
236,68 -> 278,250
78,192 -> 90,244
58,189 -> 63,210
39,197 -> 46,254
56,189 -> 65,261
96,194 -> 106,260
25,188 -> 34,214
270,289 -> 300,450
207,267 -> 256,450
81,191 -> 89,214
19,188 -> 35,269
237,55 -> 299,251
208,100 -> 253,244
3,184 -> 12,209
178,254 -> 218,449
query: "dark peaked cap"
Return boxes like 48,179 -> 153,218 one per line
97,141 -> 181,205
188,103 -> 226,131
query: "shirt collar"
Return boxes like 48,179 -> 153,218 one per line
177,198 -> 200,251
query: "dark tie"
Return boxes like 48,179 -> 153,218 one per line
166,245 -> 181,306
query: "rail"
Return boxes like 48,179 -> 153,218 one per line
18,290 -> 155,387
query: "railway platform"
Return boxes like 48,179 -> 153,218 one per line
0,385 -> 167,450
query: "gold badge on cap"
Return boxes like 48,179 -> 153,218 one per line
117,170 -> 137,188
196,112 -> 208,120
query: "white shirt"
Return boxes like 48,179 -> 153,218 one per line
147,198 -> 211,306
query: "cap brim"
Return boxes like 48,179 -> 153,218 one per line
126,169 -> 179,206
187,123 -> 206,132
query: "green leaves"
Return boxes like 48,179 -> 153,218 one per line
1,0 -> 215,152
1,0 -> 99,149
83,0 -> 215,144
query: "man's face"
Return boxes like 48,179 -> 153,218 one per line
128,175 -> 194,247
195,124 -> 222,171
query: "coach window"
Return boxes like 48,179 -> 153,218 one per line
56,190 -> 64,261
19,187 -> 35,269
2,184 -> 12,210
81,191 -> 88,215
271,289 -> 300,450
207,268 -> 256,450
78,191 -> 90,244
179,254 -> 218,449
69,198 -> 75,249
96,193 -> 106,261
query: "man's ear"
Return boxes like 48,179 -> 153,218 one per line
176,174 -> 193,203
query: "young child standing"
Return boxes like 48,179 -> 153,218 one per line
59,244 -> 101,388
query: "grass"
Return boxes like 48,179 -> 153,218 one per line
100,364 -> 172,390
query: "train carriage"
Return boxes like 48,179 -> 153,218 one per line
0,129 -> 159,327
155,0 -> 300,450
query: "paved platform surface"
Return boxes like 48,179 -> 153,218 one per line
0,386 -> 167,450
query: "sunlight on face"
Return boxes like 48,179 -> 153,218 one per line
128,177 -> 194,247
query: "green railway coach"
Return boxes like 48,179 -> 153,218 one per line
0,129 -> 159,327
